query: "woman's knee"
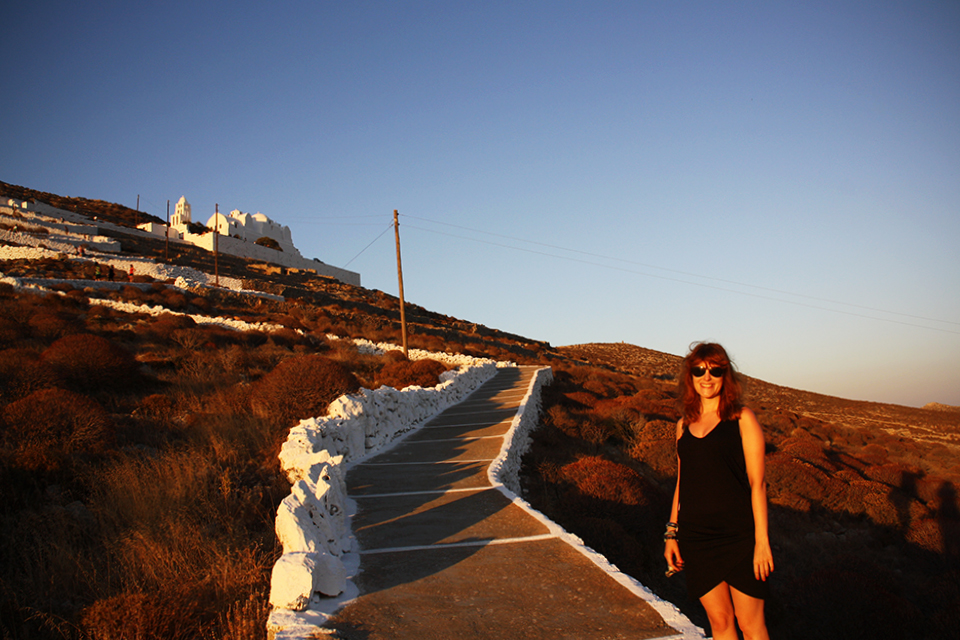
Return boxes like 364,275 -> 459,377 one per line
707,609 -> 737,635
702,601 -> 736,634
735,611 -> 767,640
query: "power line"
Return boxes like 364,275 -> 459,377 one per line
401,222 -> 960,336
401,213 -> 960,330
344,222 -> 393,268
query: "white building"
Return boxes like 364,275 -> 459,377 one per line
138,196 -> 360,285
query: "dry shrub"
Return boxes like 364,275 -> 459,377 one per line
3,387 -> 114,472
189,295 -> 211,313
0,347 -> 54,401
579,416 -> 614,445
95,449 -> 232,533
160,289 -> 188,310
377,358 -> 447,389
593,395 -> 643,422
382,349 -> 408,363
150,312 -> 197,339
81,585 -> 209,640
219,591 -> 271,640
28,310 -> 79,340
758,410 -> 798,438
779,437 -> 831,467
137,393 -> 176,419
563,390 -> 599,408
119,285 -> 144,302
839,479 -> 899,526
267,327 -> 302,348
327,341 -> 385,388
561,455 -> 651,506
0,315 -> 25,344
41,333 -> 139,392
250,355 -> 360,427
864,463 -> 911,488
766,453 -> 842,509
171,325 -> 206,351
627,439 -> 677,478
905,517 -> 944,553
635,418 -> 676,442
545,404 -> 581,438
273,314 -> 305,330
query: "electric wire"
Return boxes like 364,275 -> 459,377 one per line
401,213 -> 959,330
343,222 -> 393,268
401,222 -> 960,336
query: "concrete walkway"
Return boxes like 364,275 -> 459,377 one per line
323,366 -> 695,639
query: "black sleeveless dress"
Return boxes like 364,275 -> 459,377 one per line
677,418 -> 768,600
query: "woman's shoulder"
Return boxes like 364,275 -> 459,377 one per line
675,418 -> 685,440
736,406 -> 765,438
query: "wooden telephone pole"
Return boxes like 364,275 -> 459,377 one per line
394,210 -> 408,357
214,203 -> 219,287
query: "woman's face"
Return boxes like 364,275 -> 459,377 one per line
691,360 -> 724,401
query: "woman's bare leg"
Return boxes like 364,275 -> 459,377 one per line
730,585 -> 769,640
699,582 -> 738,640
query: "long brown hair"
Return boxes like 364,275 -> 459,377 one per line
678,342 -> 744,423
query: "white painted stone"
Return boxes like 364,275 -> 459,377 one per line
269,551 -> 345,610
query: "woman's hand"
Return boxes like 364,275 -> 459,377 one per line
664,539 -> 684,575
753,539 -> 774,581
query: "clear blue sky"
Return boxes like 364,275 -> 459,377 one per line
3,1 -> 958,407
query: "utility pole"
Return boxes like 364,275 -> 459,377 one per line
214,203 -> 219,287
165,199 -> 170,262
136,194 -> 140,227
394,210 -> 408,357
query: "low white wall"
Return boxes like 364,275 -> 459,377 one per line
0,245 -> 245,291
268,353 -> 508,617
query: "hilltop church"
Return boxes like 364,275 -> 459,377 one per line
140,196 -> 360,285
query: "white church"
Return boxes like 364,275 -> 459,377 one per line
139,197 -> 360,286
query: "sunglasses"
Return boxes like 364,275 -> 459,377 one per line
691,365 -> 726,378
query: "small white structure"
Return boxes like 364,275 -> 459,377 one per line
138,197 -> 361,285
171,196 -> 191,228
208,208 -> 297,254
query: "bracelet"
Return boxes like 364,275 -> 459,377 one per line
664,521 -> 679,541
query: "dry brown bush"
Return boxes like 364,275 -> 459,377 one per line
382,349 -> 408,363
41,333 -> 140,392
561,455 -> 652,506
267,326 -> 302,348
250,354 -> 360,427
627,439 -> 676,478
377,358 -> 447,389
189,295 -> 211,312
562,390 -> 598,407
160,289 -> 188,310
28,310 -> 79,340
148,312 -> 197,339
118,285 -> 144,302
3,387 -> 114,472
0,347 -> 55,401
0,315 -> 25,344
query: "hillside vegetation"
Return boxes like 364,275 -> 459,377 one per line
2,182 -> 958,639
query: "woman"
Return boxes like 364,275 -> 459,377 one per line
664,342 -> 774,640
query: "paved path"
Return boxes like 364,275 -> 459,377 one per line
323,366 -> 689,639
